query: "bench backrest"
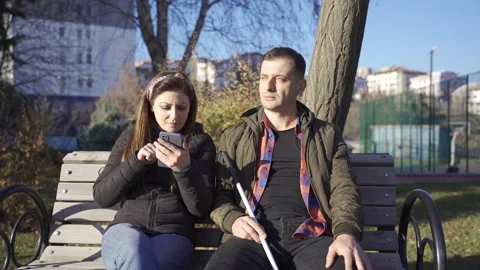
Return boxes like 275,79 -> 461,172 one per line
40,151 -> 403,270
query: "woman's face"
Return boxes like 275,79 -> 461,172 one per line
151,90 -> 190,133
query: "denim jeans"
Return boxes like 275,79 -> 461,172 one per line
205,216 -> 346,270
101,223 -> 194,270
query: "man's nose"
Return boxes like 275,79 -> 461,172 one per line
266,78 -> 276,92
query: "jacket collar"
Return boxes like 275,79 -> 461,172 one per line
241,101 -> 316,132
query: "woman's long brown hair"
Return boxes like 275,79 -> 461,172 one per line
121,71 -> 198,162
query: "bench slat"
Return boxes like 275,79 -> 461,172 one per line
49,224 -> 221,248
21,260 -> 105,269
352,167 -> 396,186
350,153 -> 394,167
48,225 -> 398,252
63,152 -> 396,166
63,151 -> 110,164
39,246 -> 101,262
49,224 -> 106,245
361,231 -> 398,251
359,186 -> 396,206
367,253 -> 403,270
52,202 -> 118,222
363,206 -> 397,226
56,183 -> 95,201
60,164 -> 105,182
56,183 -> 397,209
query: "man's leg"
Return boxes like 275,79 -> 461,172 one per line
290,235 -> 345,270
150,233 -> 194,270
205,236 -> 272,270
101,223 -> 159,270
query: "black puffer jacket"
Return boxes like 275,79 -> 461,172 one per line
93,122 -> 216,243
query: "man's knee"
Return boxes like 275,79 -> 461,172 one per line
206,236 -> 270,270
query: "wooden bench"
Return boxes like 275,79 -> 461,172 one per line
1,151 -> 446,270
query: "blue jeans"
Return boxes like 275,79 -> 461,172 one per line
101,223 -> 194,270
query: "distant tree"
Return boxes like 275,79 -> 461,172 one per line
99,0 -> 319,73
82,65 -> 142,150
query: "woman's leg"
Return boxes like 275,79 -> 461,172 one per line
101,223 -> 159,270
150,233 -> 195,270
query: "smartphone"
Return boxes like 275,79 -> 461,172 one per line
157,132 -> 183,168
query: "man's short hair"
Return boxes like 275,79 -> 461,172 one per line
261,47 -> 306,80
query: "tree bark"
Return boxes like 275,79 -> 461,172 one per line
301,0 -> 369,132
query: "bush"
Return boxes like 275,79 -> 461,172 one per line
196,60 -> 260,143
0,81 -> 60,232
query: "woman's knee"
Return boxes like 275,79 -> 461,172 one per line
151,234 -> 194,269
101,223 -> 155,269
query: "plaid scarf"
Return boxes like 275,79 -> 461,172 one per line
248,114 -> 327,238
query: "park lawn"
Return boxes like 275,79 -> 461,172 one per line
3,182 -> 480,269
396,183 -> 480,270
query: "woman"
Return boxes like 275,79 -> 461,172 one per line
93,71 -> 216,270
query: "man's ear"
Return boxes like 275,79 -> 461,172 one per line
297,79 -> 307,96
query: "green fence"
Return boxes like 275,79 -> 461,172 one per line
359,71 -> 480,174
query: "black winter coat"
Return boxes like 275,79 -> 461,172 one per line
93,122 -> 216,243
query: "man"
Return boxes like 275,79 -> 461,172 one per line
207,47 -> 372,270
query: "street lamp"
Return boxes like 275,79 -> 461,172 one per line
428,45 -> 436,172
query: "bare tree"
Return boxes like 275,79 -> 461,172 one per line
301,0 -> 370,132
101,0 -> 320,74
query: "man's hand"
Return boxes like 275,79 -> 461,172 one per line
231,216 -> 267,243
325,234 -> 373,270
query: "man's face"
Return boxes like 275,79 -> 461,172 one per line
259,57 -> 305,113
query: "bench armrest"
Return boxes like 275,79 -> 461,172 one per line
397,189 -> 446,270
0,184 -> 50,269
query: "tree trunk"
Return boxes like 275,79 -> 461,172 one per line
301,0 -> 369,132
136,0 -> 168,74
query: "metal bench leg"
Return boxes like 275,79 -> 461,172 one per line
398,189 -> 446,270
0,184 -> 50,269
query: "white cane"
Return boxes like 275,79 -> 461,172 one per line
220,151 -> 279,270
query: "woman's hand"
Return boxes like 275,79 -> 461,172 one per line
136,143 -> 157,165
154,138 -> 191,172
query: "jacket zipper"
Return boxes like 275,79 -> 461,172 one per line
148,192 -> 156,229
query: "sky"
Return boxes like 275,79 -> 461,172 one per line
135,0 -> 480,76
359,0 -> 480,76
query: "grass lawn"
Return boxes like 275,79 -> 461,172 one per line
2,182 -> 480,269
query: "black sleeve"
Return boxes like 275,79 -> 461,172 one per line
173,134 -> 216,217
92,125 -> 151,207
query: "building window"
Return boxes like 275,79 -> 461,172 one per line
58,76 -> 65,92
77,29 -> 82,40
85,6 -> 92,17
59,27 -> 65,37
77,53 -> 82,64
86,30 -> 91,40
58,2 -> 65,18
59,52 -> 66,64
87,77 -> 93,88
77,77 -> 84,88
76,6 -> 83,17
86,53 -> 92,64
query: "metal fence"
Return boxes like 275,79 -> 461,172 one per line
359,71 -> 480,174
